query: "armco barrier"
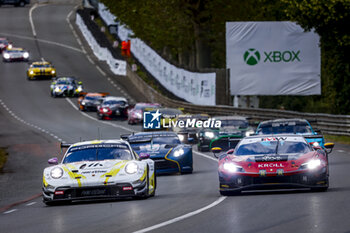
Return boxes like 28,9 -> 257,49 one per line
77,8 -> 350,136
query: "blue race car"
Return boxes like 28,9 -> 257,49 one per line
256,118 -> 325,147
124,132 -> 193,175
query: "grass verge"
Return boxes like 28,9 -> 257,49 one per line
324,135 -> 350,145
0,148 -> 8,172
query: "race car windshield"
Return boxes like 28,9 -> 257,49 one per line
235,141 -> 311,156
57,80 -> 72,85
86,96 -> 102,101
257,122 -> 312,134
104,100 -> 126,105
32,64 -> 51,68
152,136 -> 180,145
130,136 -> 180,147
0,40 -> 8,44
63,145 -> 132,163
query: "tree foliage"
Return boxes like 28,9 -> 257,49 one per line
101,0 -> 350,114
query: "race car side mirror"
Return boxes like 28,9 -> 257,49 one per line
324,142 -> 334,154
48,157 -> 58,165
139,153 -> 150,160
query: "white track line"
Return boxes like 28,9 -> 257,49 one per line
133,196 -> 226,233
3,209 -> 18,214
29,3 -> 39,37
193,151 -> 218,162
26,202 -> 36,206
0,33 -> 83,53
0,99 -> 65,143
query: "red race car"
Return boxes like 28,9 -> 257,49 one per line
213,135 -> 334,195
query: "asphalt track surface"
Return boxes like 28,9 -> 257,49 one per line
0,3 -> 350,233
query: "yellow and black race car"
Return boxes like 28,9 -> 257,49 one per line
27,61 -> 56,80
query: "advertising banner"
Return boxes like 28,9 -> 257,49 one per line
226,22 -> 321,95
98,3 -> 216,105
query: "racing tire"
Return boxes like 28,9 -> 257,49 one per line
181,166 -> 193,174
149,171 -> 156,197
134,166 -> 150,200
97,114 -> 104,120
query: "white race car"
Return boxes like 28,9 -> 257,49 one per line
42,140 -> 156,205
2,47 -> 29,62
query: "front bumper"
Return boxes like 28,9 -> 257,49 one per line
43,181 -> 147,202
219,168 -> 328,192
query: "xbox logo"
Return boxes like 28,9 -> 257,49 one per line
244,48 -> 260,65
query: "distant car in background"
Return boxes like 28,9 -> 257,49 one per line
97,96 -> 129,120
128,103 -> 161,125
256,118 -> 325,147
197,116 -> 254,152
2,47 -> 29,62
27,61 -> 56,80
172,114 -> 210,144
0,37 -> 12,52
0,0 -> 30,7
50,77 -> 83,97
124,131 -> 193,175
78,92 -> 109,111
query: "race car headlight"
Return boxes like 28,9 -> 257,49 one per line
125,162 -> 138,174
173,148 -> 184,157
50,167 -> 63,179
81,101 -> 86,105
51,70 -> 56,74
29,70 -> 34,75
303,159 -> 321,170
3,53 -> 10,59
204,131 -> 215,139
8,44 -> 12,49
102,108 -> 109,113
23,52 -> 29,58
245,130 -> 255,137
223,163 -> 241,173
77,86 -> 83,92
54,87 -> 61,92
178,134 -> 185,142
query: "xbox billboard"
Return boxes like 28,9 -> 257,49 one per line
226,22 -> 321,95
